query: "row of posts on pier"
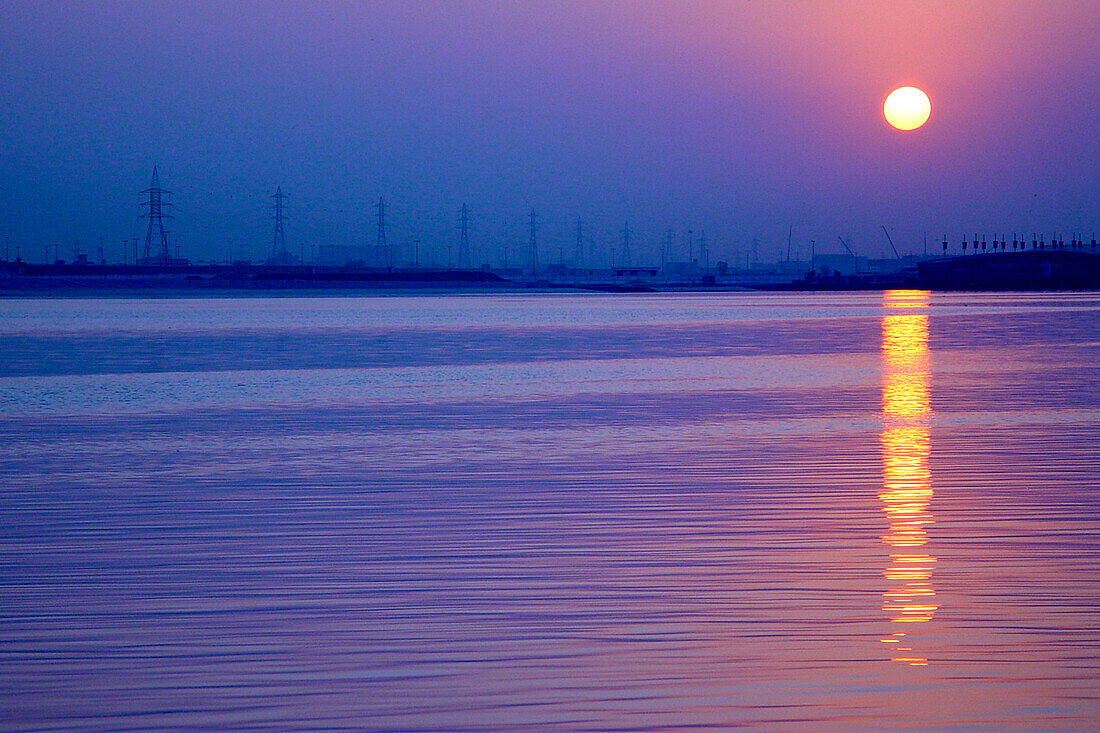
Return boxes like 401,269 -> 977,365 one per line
942,234 -> 1097,255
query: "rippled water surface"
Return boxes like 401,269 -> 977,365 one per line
2,291 -> 1100,731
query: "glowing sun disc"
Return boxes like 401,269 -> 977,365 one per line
884,86 -> 931,131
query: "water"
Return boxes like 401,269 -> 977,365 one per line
2,291 -> 1099,731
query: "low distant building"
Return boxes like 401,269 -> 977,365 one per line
812,253 -> 863,276
918,250 -> 1100,290
775,259 -> 812,277
136,256 -> 191,266
316,245 -> 370,266
266,251 -> 304,266
662,261 -> 702,282
612,266 -> 660,279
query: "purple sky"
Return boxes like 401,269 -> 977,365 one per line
1,0 -> 1097,266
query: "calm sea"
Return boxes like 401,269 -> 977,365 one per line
2,291 -> 1099,731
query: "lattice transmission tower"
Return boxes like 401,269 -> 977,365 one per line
376,196 -> 390,268
141,166 -> 172,265
528,209 -> 539,275
574,217 -> 584,267
271,186 -> 287,260
458,203 -> 471,268
621,222 -> 632,267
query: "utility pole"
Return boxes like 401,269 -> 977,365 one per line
458,203 -> 471,269
141,166 -> 172,265
621,222 -> 632,267
699,231 -> 708,270
662,228 -> 673,269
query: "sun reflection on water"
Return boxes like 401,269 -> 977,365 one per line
879,290 -> 937,665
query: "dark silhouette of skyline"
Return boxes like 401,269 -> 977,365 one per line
0,1 -> 1096,265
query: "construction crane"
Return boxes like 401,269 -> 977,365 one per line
881,226 -> 902,260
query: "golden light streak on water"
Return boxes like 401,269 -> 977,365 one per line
880,290 -> 937,665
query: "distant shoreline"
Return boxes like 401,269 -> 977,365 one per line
3,249 -> 1099,296
0,281 -> 760,299
3,281 -> 1099,299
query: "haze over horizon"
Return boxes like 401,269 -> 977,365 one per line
1,0 -> 1097,266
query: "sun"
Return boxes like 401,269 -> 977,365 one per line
883,86 -> 931,131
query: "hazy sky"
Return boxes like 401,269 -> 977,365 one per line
1,0 -> 1097,266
